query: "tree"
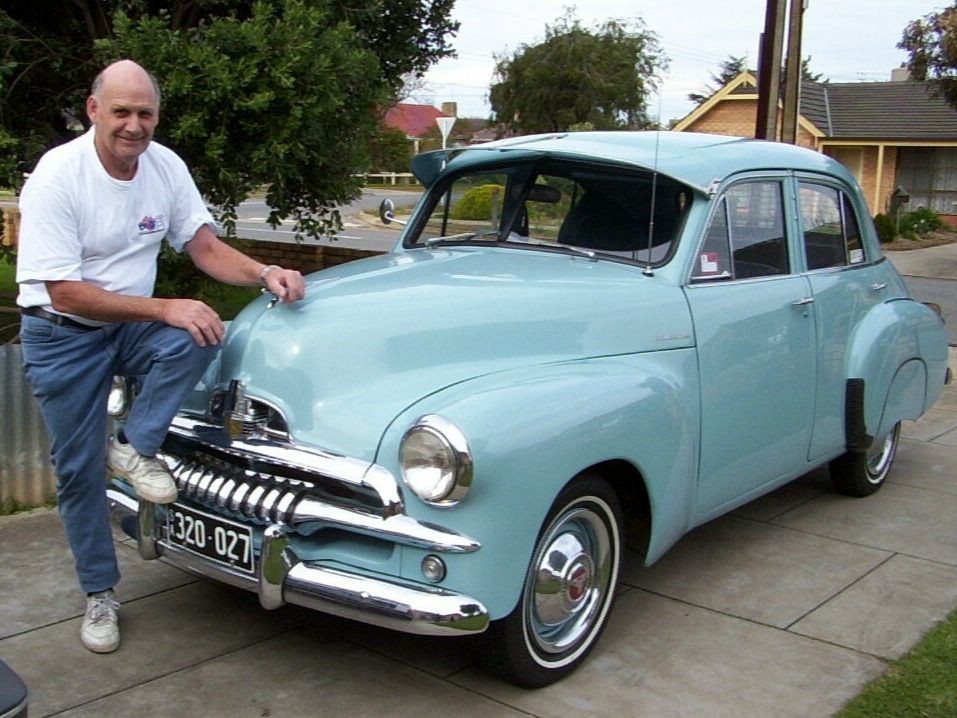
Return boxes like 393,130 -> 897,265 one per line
900,4 -> 957,108
0,0 -> 458,237
688,54 -> 826,107
367,126 -> 412,172
687,55 -> 747,105
801,57 -> 826,83
489,11 -> 667,134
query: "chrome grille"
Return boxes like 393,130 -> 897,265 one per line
158,451 -> 313,525
143,416 -> 479,553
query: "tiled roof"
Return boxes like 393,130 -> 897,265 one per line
383,103 -> 450,138
800,80 -> 957,140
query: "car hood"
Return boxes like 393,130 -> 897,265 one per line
206,248 -> 693,460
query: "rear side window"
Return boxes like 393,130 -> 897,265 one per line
693,181 -> 788,281
799,182 -> 865,270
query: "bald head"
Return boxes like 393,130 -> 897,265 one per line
86,60 -> 161,180
91,60 -> 161,108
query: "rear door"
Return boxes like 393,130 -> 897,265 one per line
796,176 -> 892,461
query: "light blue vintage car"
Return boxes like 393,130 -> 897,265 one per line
108,131 -> 950,687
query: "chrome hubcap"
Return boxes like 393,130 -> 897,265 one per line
865,424 -> 899,483
527,505 -> 612,655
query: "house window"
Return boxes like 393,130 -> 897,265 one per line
897,147 -> 957,215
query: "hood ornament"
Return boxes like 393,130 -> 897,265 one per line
222,380 -> 268,438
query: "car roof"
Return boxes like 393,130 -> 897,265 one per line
411,131 -> 853,194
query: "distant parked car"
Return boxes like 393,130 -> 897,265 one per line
107,132 -> 950,687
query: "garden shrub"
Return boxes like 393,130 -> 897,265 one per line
899,207 -> 944,237
872,213 -> 896,244
450,184 -> 505,221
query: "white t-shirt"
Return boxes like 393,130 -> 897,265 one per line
16,129 -> 216,318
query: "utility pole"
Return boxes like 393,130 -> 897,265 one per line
755,0 -> 787,140
780,0 -> 807,144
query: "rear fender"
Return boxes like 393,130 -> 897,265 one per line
845,299 -> 948,447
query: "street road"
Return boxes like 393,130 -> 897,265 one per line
233,187 -> 418,251
903,276 -> 957,345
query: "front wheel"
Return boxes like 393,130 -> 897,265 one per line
829,421 -> 901,497
479,474 -> 623,687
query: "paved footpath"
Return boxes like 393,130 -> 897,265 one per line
1,244 -> 955,717
0,348 -> 954,718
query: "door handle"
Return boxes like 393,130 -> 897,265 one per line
791,297 -> 815,306
870,282 -> 887,291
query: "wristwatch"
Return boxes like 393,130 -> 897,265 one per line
258,264 -> 282,288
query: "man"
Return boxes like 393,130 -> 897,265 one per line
16,59 -> 305,654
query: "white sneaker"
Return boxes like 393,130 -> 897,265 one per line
81,590 -> 120,654
108,437 -> 178,504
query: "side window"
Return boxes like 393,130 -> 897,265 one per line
799,182 -> 866,269
692,197 -> 732,279
692,180 -> 788,281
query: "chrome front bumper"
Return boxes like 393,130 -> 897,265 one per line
108,489 -> 489,636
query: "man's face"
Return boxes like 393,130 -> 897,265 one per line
86,74 -> 159,177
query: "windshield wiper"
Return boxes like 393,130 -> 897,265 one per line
502,236 -> 597,261
423,230 -> 501,247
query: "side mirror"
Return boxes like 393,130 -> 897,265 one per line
379,198 -> 406,226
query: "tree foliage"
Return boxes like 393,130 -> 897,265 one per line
489,11 -> 667,134
687,55 -> 747,105
687,54 -> 826,107
900,3 -> 957,108
801,57 -> 826,83
366,125 -> 412,172
0,0 -> 458,237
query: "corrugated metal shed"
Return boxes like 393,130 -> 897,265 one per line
0,345 -> 56,507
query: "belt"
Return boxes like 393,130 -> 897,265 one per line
21,306 -> 99,331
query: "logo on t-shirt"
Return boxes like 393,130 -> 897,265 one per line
137,214 -> 167,235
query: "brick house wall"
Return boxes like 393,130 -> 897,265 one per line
683,101 -> 759,140
242,239 -> 383,275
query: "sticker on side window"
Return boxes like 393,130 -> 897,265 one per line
699,252 -> 720,275
849,249 -> 864,264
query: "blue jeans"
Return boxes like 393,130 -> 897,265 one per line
20,315 -> 219,594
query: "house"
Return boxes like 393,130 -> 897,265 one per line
673,70 -> 957,222
384,102 -> 502,149
383,102 -> 454,154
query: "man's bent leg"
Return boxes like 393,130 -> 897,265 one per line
111,322 -> 219,456
19,316 -> 120,594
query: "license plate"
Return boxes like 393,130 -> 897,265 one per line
166,504 -> 255,574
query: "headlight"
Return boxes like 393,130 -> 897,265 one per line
399,415 -> 472,506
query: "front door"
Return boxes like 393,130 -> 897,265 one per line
685,178 -> 817,515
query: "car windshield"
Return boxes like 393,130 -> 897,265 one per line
407,159 -> 692,267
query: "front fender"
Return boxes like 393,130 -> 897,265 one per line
375,349 -> 699,620
846,298 -> 949,445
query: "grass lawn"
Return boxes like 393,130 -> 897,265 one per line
0,253 -> 15,297
836,608 -> 957,717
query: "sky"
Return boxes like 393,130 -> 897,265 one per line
415,0 -> 947,125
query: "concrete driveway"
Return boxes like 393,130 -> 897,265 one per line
1,346 -> 955,718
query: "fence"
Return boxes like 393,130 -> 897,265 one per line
0,345 -> 56,507
362,172 -> 417,186
1,207 -> 17,247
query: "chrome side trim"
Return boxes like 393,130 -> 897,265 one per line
108,497 -> 488,636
